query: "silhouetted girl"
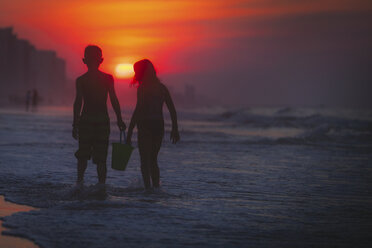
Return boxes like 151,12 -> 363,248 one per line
127,59 -> 179,190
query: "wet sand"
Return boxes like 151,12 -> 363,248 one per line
0,195 -> 39,248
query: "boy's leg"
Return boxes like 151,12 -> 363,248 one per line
91,123 -> 110,184
77,159 -> 88,183
96,163 -> 107,184
75,124 -> 92,184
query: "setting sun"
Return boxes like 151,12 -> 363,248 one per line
115,63 -> 134,78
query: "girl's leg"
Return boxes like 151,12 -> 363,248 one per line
138,130 -> 152,189
150,135 -> 163,188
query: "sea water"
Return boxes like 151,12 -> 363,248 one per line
0,106 -> 371,247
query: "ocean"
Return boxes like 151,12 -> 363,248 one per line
0,106 -> 371,247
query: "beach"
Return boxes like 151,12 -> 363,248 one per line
0,106 -> 371,247
0,195 -> 38,248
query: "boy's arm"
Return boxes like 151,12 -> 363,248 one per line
164,86 -> 180,144
108,76 -> 126,131
72,79 -> 83,140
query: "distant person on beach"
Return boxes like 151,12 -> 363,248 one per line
31,89 -> 38,111
72,45 -> 126,191
25,90 -> 31,111
126,59 -> 180,191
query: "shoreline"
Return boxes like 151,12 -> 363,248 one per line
0,195 -> 39,248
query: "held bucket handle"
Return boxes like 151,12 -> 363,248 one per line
120,130 -> 127,144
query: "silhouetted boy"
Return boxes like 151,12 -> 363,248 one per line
72,45 -> 126,191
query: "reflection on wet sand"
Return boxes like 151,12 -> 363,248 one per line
0,195 -> 39,248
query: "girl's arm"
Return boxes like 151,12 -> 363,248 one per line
126,106 -> 137,145
164,86 -> 180,144
126,88 -> 142,144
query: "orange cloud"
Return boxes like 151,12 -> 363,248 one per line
0,0 -> 370,78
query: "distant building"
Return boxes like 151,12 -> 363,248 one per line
0,27 -> 67,105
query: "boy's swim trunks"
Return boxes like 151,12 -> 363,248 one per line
75,119 -> 110,164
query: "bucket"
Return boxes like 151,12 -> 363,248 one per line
111,131 -> 134,171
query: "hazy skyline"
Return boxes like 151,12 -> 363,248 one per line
1,0 -> 371,107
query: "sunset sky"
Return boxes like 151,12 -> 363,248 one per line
1,0 -> 371,107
